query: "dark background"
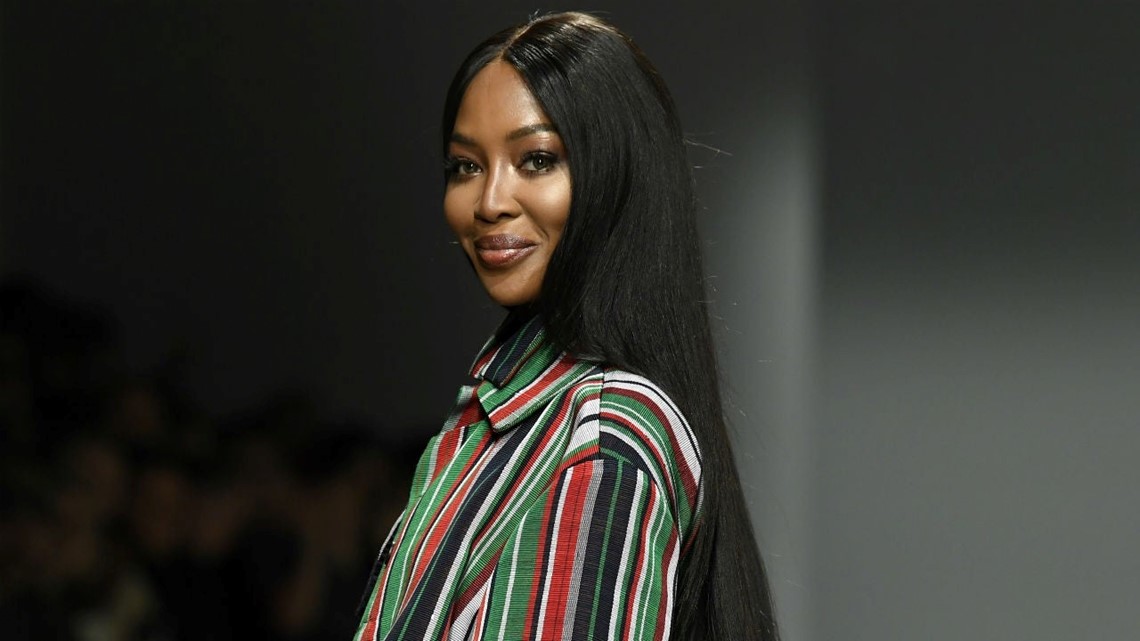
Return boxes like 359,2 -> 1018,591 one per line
3,1 -> 1138,640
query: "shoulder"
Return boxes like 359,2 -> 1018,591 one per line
589,368 -> 703,533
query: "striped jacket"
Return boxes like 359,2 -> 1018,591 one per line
354,315 -> 703,641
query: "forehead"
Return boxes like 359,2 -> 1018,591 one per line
453,60 -> 552,136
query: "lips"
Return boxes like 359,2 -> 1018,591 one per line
473,234 -> 538,268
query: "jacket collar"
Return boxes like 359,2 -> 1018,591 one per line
466,313 -> 597,434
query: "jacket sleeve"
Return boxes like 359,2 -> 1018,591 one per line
475,457 -> 681,641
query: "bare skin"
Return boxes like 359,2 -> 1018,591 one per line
444,60 -> 571,307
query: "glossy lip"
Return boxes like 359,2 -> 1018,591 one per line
474,234 -> 538,269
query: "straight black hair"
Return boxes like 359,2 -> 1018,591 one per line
442,12 -> 779,641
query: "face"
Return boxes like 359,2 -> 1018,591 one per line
445,60 -> 571,307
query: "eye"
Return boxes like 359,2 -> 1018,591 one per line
445,156 -> 481,179
520,151 -> 559,174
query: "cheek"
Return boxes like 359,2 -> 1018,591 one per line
443,189 -> 469,239
528,178 -> 571,239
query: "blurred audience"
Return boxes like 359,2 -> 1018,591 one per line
1,277 -> 412,641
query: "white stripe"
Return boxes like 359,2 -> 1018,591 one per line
635,488 -> 667,638
567,386 -> 602,451
561,461 -> 604,640
534,465 -> 575,640
605,373 -> 702,471
497,521 -> 528,641
447,580 -> 491,641
661,527 -> 680,638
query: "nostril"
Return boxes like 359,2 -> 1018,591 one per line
476,194 -> 517,222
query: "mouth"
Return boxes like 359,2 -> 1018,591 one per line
473,234 -> 538,268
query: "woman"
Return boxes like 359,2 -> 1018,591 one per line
355,12 -> 778,641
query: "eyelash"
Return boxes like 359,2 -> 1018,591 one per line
444,151 -> 561,180
520,151 -> 559,173
444,157 -> 480,178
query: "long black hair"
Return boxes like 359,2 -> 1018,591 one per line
442,12 -> 779,641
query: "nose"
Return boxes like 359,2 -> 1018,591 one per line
475,165 -> 519,223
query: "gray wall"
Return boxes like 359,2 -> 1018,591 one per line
815,3 -> 1140,640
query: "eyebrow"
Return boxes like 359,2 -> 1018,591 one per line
450,123 -> 558,146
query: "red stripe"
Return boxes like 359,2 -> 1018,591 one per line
522,467 -> 565,638
626,387 -> 697,496
540,464 -> 594,639
455,397 -> 484,431
432,429 -> 461,481
473,382 -> 596,542
360,585 -> 384,641
680,519 -> 702,557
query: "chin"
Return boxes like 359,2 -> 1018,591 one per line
486,289 -> 538,309
471,261 -> 543,308
479,277 -> 540,309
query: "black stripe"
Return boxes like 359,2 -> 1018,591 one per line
598,461 -> 639,639
573,459 -> 627,640
486,316 -> 543,386
600,430 -> 657,481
